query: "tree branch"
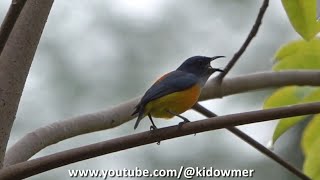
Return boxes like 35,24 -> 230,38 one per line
1,102 -> 319,180
4,70 -> 320,166
0,0 -> 54,167
218,0 -> 269,80
206,2 -> 297,177
0,0 -> 27,55
200,70 -> 320,100
207,1 -> 275,177
193,103 -> 310,180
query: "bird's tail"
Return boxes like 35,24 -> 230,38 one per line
131,104 -> 145,129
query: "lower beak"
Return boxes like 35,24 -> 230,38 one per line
213,68 -> 224,72
208,66 -> 224,73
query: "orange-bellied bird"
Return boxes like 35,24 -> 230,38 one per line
132,56 -> 225,130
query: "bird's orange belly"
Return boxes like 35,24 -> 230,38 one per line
145,84 -> 201,119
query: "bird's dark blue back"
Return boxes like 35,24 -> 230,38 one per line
140,70 -> 198,106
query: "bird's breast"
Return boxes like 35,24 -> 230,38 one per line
145,83 -> 201,119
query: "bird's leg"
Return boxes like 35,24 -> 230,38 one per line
148,114 -> 158,130
148,114 -> 161,145
166,110 -> 190,123
166,110 -> 190,129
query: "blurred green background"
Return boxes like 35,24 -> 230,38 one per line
0,0 -> 306,179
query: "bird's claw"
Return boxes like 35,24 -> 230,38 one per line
149,126 -> 161,144
178,120 -> 189,129
150,125 -> 158,131
183,119 -> 190,123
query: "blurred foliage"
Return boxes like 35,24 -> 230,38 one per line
281,0 -> 320,40
264,86 -> 312,144
273,39 -> 320,70
264,1 -> 320,179
303,138 -> 320,180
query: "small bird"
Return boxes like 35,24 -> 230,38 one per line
132,56 -> 225,130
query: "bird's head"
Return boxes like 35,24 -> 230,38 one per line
177,56 -> 225,77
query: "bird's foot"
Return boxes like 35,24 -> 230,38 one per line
150,125 -> 158,131
178,120 -> 189,129
149,125 -> 161,144
182,118 -> 190,123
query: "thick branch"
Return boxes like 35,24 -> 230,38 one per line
0,0 -> 27,55
4,70 -> 320,166
0,0 -> 54,167
1,102 -> 319,180
200,70 -> 320,100
218,0 -> 269,79
193,103 -> 310,180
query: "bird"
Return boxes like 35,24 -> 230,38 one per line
132,55 -> 225,130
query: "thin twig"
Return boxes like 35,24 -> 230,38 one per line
0,0 -> 28,55
0,102 -> 318,180
217,0 -> 269,80
192,103 -> 311,180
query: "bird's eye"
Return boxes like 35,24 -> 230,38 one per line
198,60 -> 205,66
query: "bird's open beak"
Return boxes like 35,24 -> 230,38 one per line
208,56 -> 225,73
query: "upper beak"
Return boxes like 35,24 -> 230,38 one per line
210,56 -> 225,61
208,66 -> 224,73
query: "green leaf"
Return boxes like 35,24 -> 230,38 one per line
301,88 -> 320,154
301,115 -> 320,155
274,40 -> 307,61
273,52 -> 320,70
264,86 -> 312,144
302,88 -> 320,102
267,87 -> 320,145
271,116 -> 306,145
281,0 -> 319,40
274,39 -> 320,61
311,174 -> 320,179
273,39 -> 320,70
263,86 -> 305,109
303,138 -> 320,179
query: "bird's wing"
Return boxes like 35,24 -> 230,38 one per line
140,70 -> 198,106
132,70 -> 198,129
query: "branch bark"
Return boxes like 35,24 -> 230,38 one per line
193,103 -> 310,180
1,102 -> 319,180
0,0 -> 27,55
4,70 -> 320,166
200,70 -> 320,100
0,0 -> 54,167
